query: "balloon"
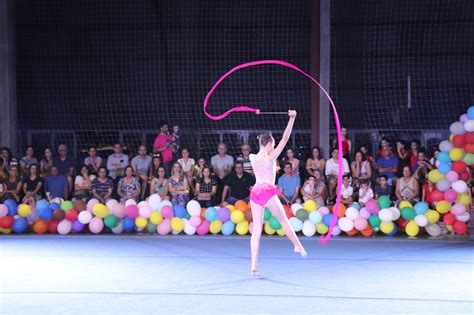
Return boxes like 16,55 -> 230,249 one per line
443,189 -> 458,203
186,200 -> 201,216
309,210 -> 323,224
86,199 -> 99,212
405,220 -> 419,237
18,204 -> 32,217
230,210 -> 245,224
380,221 -> 394,234
437,163 -> 451,174
268,216 -> 281,230
425,223 -> 441,237
189,215 -> 202,227
449,148 -> 464,162
48,220 -> 59,233
459,171 -> 470,182
4,199 -> 17,216
450,203 -> 466,216
124,199 -> 137,206
455,212 -> 470,222
322,214 -> 335,227
149,211 -> 164,225
291,203 -> 303,214
171,217 -> 185,233
236,221 -> 249,235
173,205 -> 186,218
161,205 -> 174,219
452,180 -> 468,193
452,135 -> 465,148
338,217 -> 354,232
365,200 -> 380,214
334,203 -> 346,218
139,205 -> 153,219
437,152 -> 450,164
0,204 -> 8,218
289,217 -> 303,232
264,207 -> 271,220
430,190 -> 444,202
443,213 -> 456,225
124,205 -> 139,219
105,199 -> 118,211
283,204 -> 294,218
453,221 -> 467,234
413,202 -> 429,215
264,222 -> 275,235
350,202 -> 361,210
217,208 -> 231,222
345,207 -> 360,220
389,207 -> 401,220
439,140 -> 454,152
353,217 -> 368,231
65,209 -> 78,222
378,208 -> 394,222
157,219 -> 171,235
398,200 -> 413,209
12,217 -> 27,233
60,200 -> 74,212
89,217 -> 104,233
368,214 -> 381,227
135,217 -> 148,229
359,207 -> 371,219
35,200 -> 49,212
204,207 -> 218,222
450,122 -> 465,135
319,206 -> 330,215
104,215 -> 118,228
316,222 -> 329,234
377,196 -> 391,209
196,220 -> 210,235
146,222 -> 157,234
456,193 -> 471,206
221,221 -> 236,236
295,209 -> 309,221
53,209 -> 65,221
33,219 -> 48,234
452,161 -> 467,174
425,210 -> 440,224
436,201 -> 451,214
401,207 -> 416,220
57,219 -> 72,235
303,199 -> 317,212
436,179 -> 451,192
182,219 -> 195,235
78,211 -> 92,224
428,170 -> 445,183
302,220 -> 316,237
331,226 -> 342,236
464,120 -> 474,132
71,220 -> 85,232
414,215 -> 428,227
360,225 -> 373,237
122,217 -> 135,232
112,204 -> 126,218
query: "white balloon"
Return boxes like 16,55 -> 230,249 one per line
436,179 -> 451,192
331,226 -> 341,236
425,223 -> 441,237
158,200 -> 173,210
338,217 -> 354,232
450,122 -> 466,135
148,194 -> 162,210
78,211 -> 92,224
389,207 -> 401,221
414,214 -> 428,227
464,120 -> 474,132
319,206 -> 330,215
111,221 -> 124,234
452,180 -> 468,193
186,200 -> 201,217
137,201 -> 149,208
291,203 -> 303,214
439,140 -> 454,153
105,199 -> 118,211
183,219 -> 196,235
302,220 -> 316,237
138,205 -> 153,218
125,199 -> 137,206
378,208 -> 394,222
289,217 -> 303,232
345,207 -> 360,220
456,212 -> 470,222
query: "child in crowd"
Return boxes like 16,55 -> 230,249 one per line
341,174 -> 353,206
171,124 -> 181,153
422,178 -> 435,207
358,179 -> 374,206
374,175 -> 392,199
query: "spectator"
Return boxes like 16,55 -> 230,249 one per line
177,148 -> 195,189
1,147 -> 19,172
374,175 -> 392,199
341,174 -> 354,206
325,148 -> 350,204
171,124 -> 181,153
91,166 -> 114,203
193,157 -> 207,181
377,148 -> 398,185
149,154 -> 162,179
429,148 -> 440,167
1,165 -> 23,203
168,162 -> 190,206
413,150 -> 434,185
236,144 -> 253,175
221,162 -> 255,206
396,140 -> 411,178
150,166 -> 169,201
305,146 -> 325,179
131,145 -> 152,199
358,179 -> 374,206
395,166 -> 420,205
53,144 -> 76,190
277,162 -> 301,205
84,146 -> 102,174
211,143 -> 234,180
333,127 -> 352,161
44,165 -> 68,200
195,166 -> 217,208
117,165 -> 141,204
153,121 -> 174,175
40,148 -> 54,177
360,145 -> 377,171
107,143 -> 129,180
377,137 -> 391,157
409,140 -> 420,170
300,170 -> 326,207
19,145 -> 38,174
73,165 -> 96,202
284,148 -> 300,176
351,150 -> 372,187
22,164 -> 43,205
422,179 -> 435,206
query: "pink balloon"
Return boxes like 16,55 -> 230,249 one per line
86,199 -> 99,212
138,205 -> 153,218
353,217 -> 368,231
0,204 -> 8,217
196,220 -> 210,235
57,219 -> 72,235
157,219 -> 171,235
444,189 -> 458,203
446,171 -> 459,183
460,114 -> 469,123
112,204 -> 126,219
161,205 -> 174,219
125,205 -> 139,219
365,200 -> 380,214
451,203 -> 466,216
189,216 -> 202,227
359,207 -> 371,219
331,226 -> 341,236
89,217 -> 104,234
319,206 -> 330,215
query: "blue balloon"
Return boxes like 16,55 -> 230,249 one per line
123,217 -> 135,232
322,214 -> 336,227
12,217 -> 28,233
39,207 -> 53,220
467,105 -> 474,119
221,221 -> 236,236
49,202 -> 60,211
204,207 -> 218,222
437,152 -> 451,163
173,205 -> 186,218
350,202 -> 361,210
387,224 -> 398,237
36,199 -> 49,212
438,163 -> 452,174
414,202 -> 429,215
4,199 -> 17,215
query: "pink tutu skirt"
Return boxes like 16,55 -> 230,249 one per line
250,183 -> 281,206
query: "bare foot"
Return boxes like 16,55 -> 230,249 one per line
294,246 -> 307,258
251,265 -> 260,277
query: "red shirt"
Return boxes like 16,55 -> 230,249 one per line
423,183 -> 434,204
153,133 -> 174,163
342,139 -> 349,155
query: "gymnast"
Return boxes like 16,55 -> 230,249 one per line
249,109 -> 307,276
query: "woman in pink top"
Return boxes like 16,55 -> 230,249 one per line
153,122 -> 174,175
249,110 -> 307,277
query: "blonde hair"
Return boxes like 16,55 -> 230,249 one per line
171,162 -> 184,181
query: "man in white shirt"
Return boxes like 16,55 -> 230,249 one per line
131,145 -> 152,199
107,143 -> 129,180
211,143 -> 234,201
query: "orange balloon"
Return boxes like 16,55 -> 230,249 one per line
346,228 -> 358,236
361,225 -> 373,237
464,143 -> 474,154
234,200 -> 248,212
334,203 -> 347,218
200,208 -> 206,220
33,219 -> 48,234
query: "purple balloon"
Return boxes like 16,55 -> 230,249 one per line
72,220 -> 85,232
218,208 -> 231,222
460,114 -> 469,123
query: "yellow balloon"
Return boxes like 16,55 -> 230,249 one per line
209,220 -> 223,234
380,221 -> 394,234
449,134 -> 455,141
18,204 -> 32,217
171,217 -> 184,232
435,201 -> 451,214
276,228 -> 286,236
226,205 -> 235,212
425,210 -> 440,224
236,221 -> 249,235
264,222 -> 276,235
449,148 -> 464,162
92,204 -> 109,218
316,222 -> 329,234
456,193 -> 471,206
446,224 -> 453,232
427,170 -> 445,183
398,201 -> 413,209
230,210 -> 245,224
2,228 -> 12,234
303,200 -> 317,212
405,220 -> 419,237
150,211 -> 163,225
135,216 -> 148,229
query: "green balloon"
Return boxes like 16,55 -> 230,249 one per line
184,212 -> 191,219
60,200 -> 73,212
104,215 -> 118,228
146,222 -> 157,234
368,214 -> 381,227
269,216 -> 281,230
295,209 -> 309,221
401,207 -> 416,220
463,153 -> 474,166
377,196 -> 391,209
264,208 -> 271,221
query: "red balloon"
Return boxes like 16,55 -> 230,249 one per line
465,132 -> 474,144
464,143 -> 474,154
397,218 -> 409,229
453,221 -> 467,234
48,220 -> 59,234
443,213 -> 456,225
283,205 -> 294,218
65,209 -> 78,222
452,135 -> 465,148
1,216 -> 14,228
452,161 -> 467,174
460,171 -> 471,182
430,190 -> 444,202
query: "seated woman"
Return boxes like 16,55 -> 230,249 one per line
91,166 -> 114,203
285,148 -> 300,176
396,166 -> 420,205
1,165 -> 22,203
300,170 -> 326,207
40,148 -> 54,177
168,162 -> 190,206
195,166 -> 217,208
22,164 -> 43,205
117,165 -> 141,204
149,166 -> 169,201
341,174 -> 354,206
351,150 -> 372,187
73,165 -> 96,202
305,146 -> 325,179
148,155 -> 162,179
358,179 -> 374,207
177,148 -> 195,191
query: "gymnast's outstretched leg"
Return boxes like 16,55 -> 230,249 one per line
250,200 -> 264,276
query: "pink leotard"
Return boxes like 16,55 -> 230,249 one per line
249,153 -> 281,206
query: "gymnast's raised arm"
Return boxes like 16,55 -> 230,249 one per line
268,110 -> 297,160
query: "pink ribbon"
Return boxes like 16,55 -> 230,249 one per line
204,60 -> 343,244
